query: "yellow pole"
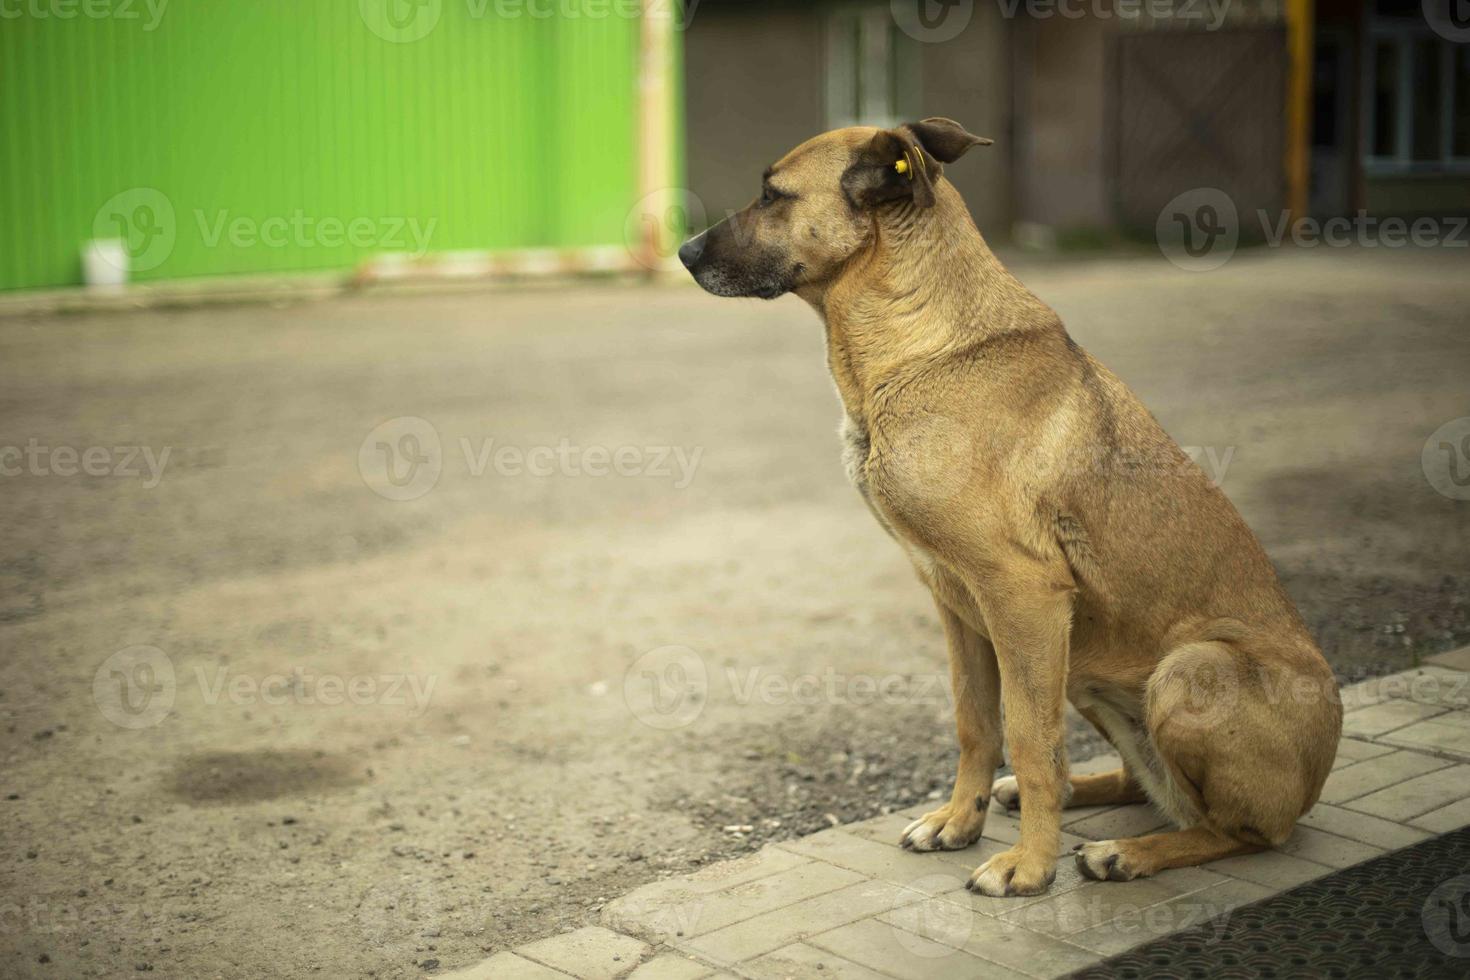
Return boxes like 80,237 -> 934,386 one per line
1284,0 -> 1314,222
638,0 -> 675,273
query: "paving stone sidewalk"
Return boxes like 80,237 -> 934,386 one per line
446,647 -> 1470,979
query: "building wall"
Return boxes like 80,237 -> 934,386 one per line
683,1 -> 1012,236
1365,178 -> 1470,215
683,3 -> 827,221
918,9 -> 1015,237
1010,2 -> 1297,238
0,2 -> 655,291
1012,16 -> 1112,235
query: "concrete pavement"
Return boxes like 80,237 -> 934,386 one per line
2,245 -> 1467,977
449,646 -> 1470,979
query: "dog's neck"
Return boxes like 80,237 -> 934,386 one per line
795,180 -> 1057,424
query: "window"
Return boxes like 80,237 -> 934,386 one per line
825,5 -> 920,129
1456,46 -> 1470,158
1365,4 -> 1470,173
1371,39 -> 1400,158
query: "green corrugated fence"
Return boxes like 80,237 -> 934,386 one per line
0,0 -> 679,291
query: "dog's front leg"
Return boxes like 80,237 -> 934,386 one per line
900,600 -> 1001,851
964,557 -> 1072,897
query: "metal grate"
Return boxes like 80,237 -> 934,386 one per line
1068,827 -> 1470,980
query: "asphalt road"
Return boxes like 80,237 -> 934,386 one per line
1,244 -> 1466,978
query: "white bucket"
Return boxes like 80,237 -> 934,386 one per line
81,239 -> 129,291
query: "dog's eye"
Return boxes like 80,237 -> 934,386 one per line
759,185 -> 784,208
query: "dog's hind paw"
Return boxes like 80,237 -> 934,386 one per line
990,775 -> 1073,811
1074,840 -> 1144,881
991,776 -> 1021,811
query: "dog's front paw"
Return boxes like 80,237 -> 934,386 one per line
900,802 -> 986,852
1074,840 -> 1144,881
966,846 -> 1056,897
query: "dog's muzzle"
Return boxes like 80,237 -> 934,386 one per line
678,223 -> 789,299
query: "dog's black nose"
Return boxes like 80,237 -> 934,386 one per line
677,233 -> 705,270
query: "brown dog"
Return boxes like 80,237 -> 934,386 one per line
678,118 -> 1342,897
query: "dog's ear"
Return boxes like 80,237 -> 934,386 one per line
903,117 -> 992,164
842,121 -> 992,211
842,128 -> 940,210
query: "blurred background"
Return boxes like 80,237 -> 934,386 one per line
2,0 -> 1468,292
0,2 -> 1467,979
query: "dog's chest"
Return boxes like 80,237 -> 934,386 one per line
839,414 -> 946,581
839,414 -> 872,498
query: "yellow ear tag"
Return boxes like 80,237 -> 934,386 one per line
894,158 -> 909,176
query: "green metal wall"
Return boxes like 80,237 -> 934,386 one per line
0,1 -> 672,291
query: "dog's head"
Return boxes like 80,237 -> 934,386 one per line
678,117 -> 990,300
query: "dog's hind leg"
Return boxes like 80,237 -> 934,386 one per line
1077,636 -> 1339,881
901,600 -> 1002,851
994,706 -> 1149,810
1068,706 -> 1150,805
1075,826 -> 1263,880
1066,768 -> 1150,807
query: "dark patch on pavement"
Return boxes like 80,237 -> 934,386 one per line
165,749 -> 365,804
